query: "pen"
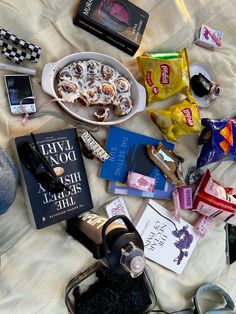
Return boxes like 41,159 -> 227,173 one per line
0,62 -> 36,76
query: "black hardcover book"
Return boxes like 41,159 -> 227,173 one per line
13,128 -> 93,229
73,0 -> 149,56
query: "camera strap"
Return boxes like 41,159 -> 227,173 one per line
0,28 -> 41,64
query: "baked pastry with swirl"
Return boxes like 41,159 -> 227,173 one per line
115,77 -> 131,93
57,59 -> 133,122
94,106 -> 110,122
58,81 -> 79,103
114,96 -> 133,116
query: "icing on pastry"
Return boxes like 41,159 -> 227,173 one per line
58,81 -> 79,103
57,59 -> 133,121
115,77 -> 131,93
114,96 -> 133,116
71,61 -> 87,79
99,82 -> 116,104
101,64 -> 118,81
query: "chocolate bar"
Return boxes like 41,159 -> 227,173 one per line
80,131 -> 110,162
146,143 -> 185,186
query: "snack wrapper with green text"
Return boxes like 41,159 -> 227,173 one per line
137,49 -> 190,104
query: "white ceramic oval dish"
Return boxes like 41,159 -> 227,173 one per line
41,52 -> 146,125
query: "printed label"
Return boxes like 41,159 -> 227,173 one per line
152,86 -> 159,94
185,189 -> 192,207
146,71 -> 153,87
181,108 -> 194,127
160,64 -> 170,84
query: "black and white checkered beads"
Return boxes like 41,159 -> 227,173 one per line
0,28 -> 41,64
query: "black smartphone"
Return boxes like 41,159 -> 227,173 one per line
4,74 -> 36,115
225,224 -> 236,264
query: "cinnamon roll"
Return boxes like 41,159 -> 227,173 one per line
74,95 -> 89,107
58,69 -> 73,81
99,82 -> 116,104
56,59 -> 134,120
101,64 -> 118,81
87,60 -> 101,78
71,61 -> 87,79
94,106 -> 110,122
115,77 -> 131,93
114,96 -> 133,116
58,81 -> 79,102
86,81 -> 100,105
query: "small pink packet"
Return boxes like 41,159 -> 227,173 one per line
172,188 -> 181,222
194,214 -> 213,237
194,24 -> 223,50
126,171 -> 155,192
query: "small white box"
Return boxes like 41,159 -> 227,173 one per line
194,25 -> 223,50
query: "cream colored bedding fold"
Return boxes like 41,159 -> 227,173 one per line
0,0 -> 236,312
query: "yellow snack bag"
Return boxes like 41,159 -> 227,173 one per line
137,49 -> 190,104
147,96 -> 202,142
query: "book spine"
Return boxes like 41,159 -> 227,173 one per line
73,16 -> 138,56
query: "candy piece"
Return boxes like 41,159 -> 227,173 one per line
126,171 -> 155,192
197,118 -> 236,168
137,48 -> 190,104
146,143 -> 185,187
190,73 -> 222,101
190,73 -> 212,97
186,167 -> 204,185
193,170 -> 236,225
178,186 -> 193,209
79,131 -> 110,162
147,95 -> 202,142
172,188 -> 181,222
194,214 -> 213,237
105,197 -> 131,224
194,25 -> 223,50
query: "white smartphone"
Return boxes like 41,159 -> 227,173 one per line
4,74 -> 37,115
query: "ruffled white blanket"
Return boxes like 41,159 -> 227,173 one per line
0,0 -> 236,312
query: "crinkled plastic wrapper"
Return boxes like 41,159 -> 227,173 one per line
193,170 -> 236,225
137,49 -> 190,104
197,118 -> 236,168
147,96 -> 202,142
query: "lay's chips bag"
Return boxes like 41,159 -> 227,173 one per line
147,96 -> 202,142
137,49 -> 190,104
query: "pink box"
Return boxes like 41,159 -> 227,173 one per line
126,171 -> 155,192
178,186 -> 193,209
194,24 -> 223,50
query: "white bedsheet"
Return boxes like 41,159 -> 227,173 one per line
0,0 -> 236,312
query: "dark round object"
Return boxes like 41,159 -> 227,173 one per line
190,73 -> 211,97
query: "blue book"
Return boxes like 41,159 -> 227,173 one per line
108,181 -> 173,200
100,126 -> 174,191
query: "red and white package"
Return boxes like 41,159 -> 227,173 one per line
193,170 -> 236,225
